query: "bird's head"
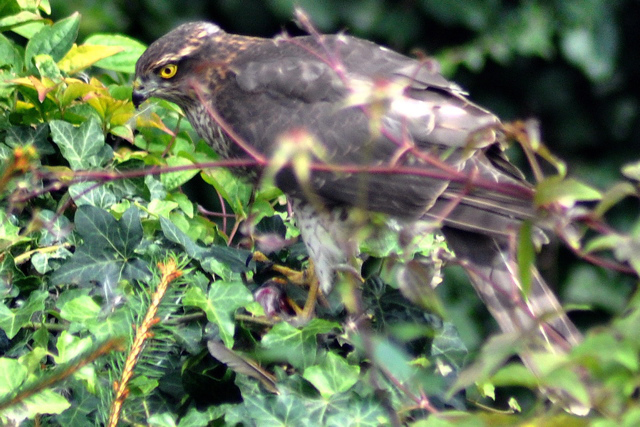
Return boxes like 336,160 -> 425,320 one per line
132,21 -> 223,108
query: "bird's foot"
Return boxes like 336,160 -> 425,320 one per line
251,252 -> 322,323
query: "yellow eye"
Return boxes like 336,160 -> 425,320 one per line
159,64 -> 178,79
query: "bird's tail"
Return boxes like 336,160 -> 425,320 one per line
442,227 -> 581,350
441,227 -> 590,413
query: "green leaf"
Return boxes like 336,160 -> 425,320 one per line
535,176 -> 601,207
57,43 -> 124,74
201,167 -> 252,218
75,204 -> 142,257
621,160 -> 640,181
560,20 -> 618,82
34,53 -> 61,80
183,281 -> 253,348
5,389 -> 71,420
303,352 -> 360,398
50,206 -> 150,287
161,156 -> 199,191
68,182 -> 117,208
260,319 -> 338,369
0,290 -> 47,339
324,394 -> 389,427
84,33 -> 147,73
228,381 -> 320,427
160,217 -> 253,277
25,12 -> 79,66
49,118 -> 110,170
54,331 -> 95,364
0,10 -> 41,33
0,357 -> 27,396
0,33 -> 23,70
431,322 -> 468,371
177,404 -> 230,427
0,209 -> 22,246
59,295 -> 101,323
517,220 -> 534,295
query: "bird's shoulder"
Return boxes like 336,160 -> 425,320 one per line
215,32 -> 462,103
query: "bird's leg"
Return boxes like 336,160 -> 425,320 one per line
251,252 -> 322,321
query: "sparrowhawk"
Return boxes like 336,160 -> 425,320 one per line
132,21 -> 585,409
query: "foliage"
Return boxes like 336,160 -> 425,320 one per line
0,2 -> 638,427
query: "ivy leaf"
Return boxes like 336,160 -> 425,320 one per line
5,123 -> 54,155
25,12 -> 79,66
59,295 -> 101,323
160,217 -> 253,278
3,389 -> 71,422
50,206 -> 150,287
260,319 -> 339,369
303,352 -> 360,398
0,290 -> 47,339
49,118 -> 112,170
68,181 -> 117,208
228,381 -> 320,427
0,357 -> 28,396
183,281 -> 253,348
324,395 -> 389,427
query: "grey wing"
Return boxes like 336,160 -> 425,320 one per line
222,39 -> 528,222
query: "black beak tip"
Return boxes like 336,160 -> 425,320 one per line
132,91 -> 146,109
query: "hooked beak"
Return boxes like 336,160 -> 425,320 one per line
132,78 -> 149,108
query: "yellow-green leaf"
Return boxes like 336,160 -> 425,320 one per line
58,44 -> 124,74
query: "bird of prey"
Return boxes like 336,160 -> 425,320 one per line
133,21 -> 585,408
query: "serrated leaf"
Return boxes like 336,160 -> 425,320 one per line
303,352 -> 360,398
183,282 -> 253,348
49,118 -> 109,170
25,12 -> 79,66
58,44 -> 124,74
84,33 -> 147,73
